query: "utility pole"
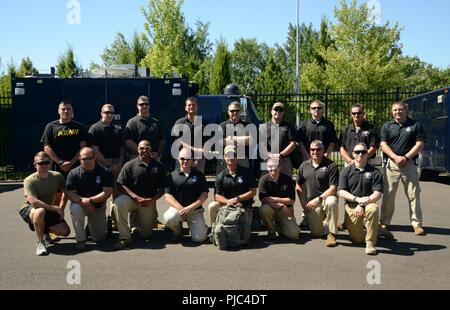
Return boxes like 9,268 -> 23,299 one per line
295,0 -> 301,128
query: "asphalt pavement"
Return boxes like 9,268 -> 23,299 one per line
0,178 -> 449,290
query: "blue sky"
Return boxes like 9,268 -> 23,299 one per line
0,0 -> 449,73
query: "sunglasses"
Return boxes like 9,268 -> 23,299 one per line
180,157 -> 192,161
80,155 -> 95,161
351,112 -> 363,116
311,107 -> 323,110
353,150 -> 368,155
229,109 -> 240,113
273,108 -> 284,112
138,103 -> 149,107
36,161 -> 50,166
267,165 -> 278,171
310,148 -> 322,152
102,111 -> 114,115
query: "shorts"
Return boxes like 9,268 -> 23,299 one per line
19,204 -> 67,233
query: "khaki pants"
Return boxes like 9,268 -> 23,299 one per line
259,204 -> 300,240
344,202 -> 378,244
208,201 -> 253,244
381,159 -> 423,228
112,194 -> 157,240
70,203 -> 107,242
306,196 -> 339,237
163,207 -> 208,243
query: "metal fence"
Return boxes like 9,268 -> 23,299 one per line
0,83 -> 13,180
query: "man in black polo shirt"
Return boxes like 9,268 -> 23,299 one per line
338,143 -> 383,255
299,99 -> 337,158
339,103 -> 380,166
163,148 -> 209,243
66,147 -> 113,250
208,145 -> 257,244
219,101 -> 253,171
41,99 -> 88,178
380,101 -> 426,237
172,97 -> 207,173
259,102 -> 296,177
259,158 -> 300,240
112,140 -> 166,250
296,140 -> 339,247
124,95 -> 165,159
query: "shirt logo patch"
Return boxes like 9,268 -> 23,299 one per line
363,172 -> 372,179
151,167 -> 159,173
362,131 -> 370,137
281,184 -> 288,191
237,176 -> 244,184
96,176 -> 101,184
405,127 -> 411,132
319,167 -> 328,171
191,175 -> 198,183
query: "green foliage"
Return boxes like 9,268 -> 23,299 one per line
56,45 -> 78,77
209,39 -> 231,94
231,38 -> 268,94
17,57 -> 39,77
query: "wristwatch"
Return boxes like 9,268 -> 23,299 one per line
89,198 -> 94,205
318,196 -> 324,203
58,160 -> 64,165
236,195 -> 240,202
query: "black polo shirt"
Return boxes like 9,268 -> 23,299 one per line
381,117 -> 425,159
297,157 -> 339,201
117,157 -> 166,198
258,172 -> 295,206
338,164 -> 383,198
339,121 -> 380,159
41,120 -> 88,161
261,120 -> 296,153
124,115 -> 165,152
173,115 -> 206,148
299,118 -> 338,151
88,120 -> 124,158
220,119 -> 252,158
215,165 -> 257,208
165,169 -> 209,208
66,164 -> 113,209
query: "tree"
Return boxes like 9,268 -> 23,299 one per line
209,39 -> 231,94
231,38 -> 268,94
56,45 -> 78,77
256,49 -> 289,94
140,0 -> 211,80
17,57 -> 39,77
101,32 -> 132,66
319,0 -> 404,90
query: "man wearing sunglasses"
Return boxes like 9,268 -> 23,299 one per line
219,101 -> 252,171
66,147 -> 113,250
208,145 -> 257,245
338,143 -> 383,255
379,101 -> 426,237
41,99 -> 88,178
112,140 -> 166,250
299,100 -> 337,159
89,104 -> 125,233
259,158 -> 300,240
163,148 -> 209,243
296,140 -> 339,247
20,151 -> 70,256
260,102 -> 296,177
339,103 -> 379,166
125,95 -> 165,160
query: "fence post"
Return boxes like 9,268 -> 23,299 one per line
324,88 -> 329,118
395,87 -> 400,102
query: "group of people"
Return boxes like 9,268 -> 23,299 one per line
20,95 -> 426,256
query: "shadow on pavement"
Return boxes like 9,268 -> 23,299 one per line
389,225 -> 450,236
377,239 -> 446,256
0,183 -> 22,193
